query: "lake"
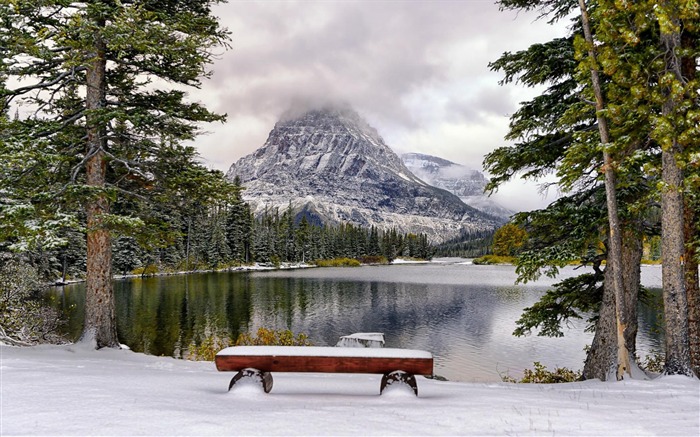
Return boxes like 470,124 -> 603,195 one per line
47,259 -> 664,382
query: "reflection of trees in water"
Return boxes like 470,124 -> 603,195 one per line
50,274 -> 508,357
50,272 -> 259,357
46,271 -> 664,370
48,285 -> 85,338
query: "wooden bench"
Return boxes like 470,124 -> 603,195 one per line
215,345 -> 434,396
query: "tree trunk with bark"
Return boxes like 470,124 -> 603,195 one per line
578,0 -> 633,379
684,199 -> 700,377
657,7 -> 692,376
583,261 -> 617,380
621,228 -> 642,357
583,230 -> 642,380
681,22 -> 699,378
661,141 -> 692,375
78,13 -> 120,348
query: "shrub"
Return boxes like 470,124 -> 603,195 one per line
132,264 -> 158,276
0,258 -> 65,346
175,257 -> 210,272
642,352 -> 664,373
501,362 -> 581,383
186,327 -> 312,361
472,255 -> 516,265
187,333 -> 233,361
235,327 -> 312,346
313,258 -> 361,267
357,255 -> 389,265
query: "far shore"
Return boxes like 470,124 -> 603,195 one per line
51,257 -> 437,286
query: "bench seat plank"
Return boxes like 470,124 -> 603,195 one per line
215,346 -> 433,376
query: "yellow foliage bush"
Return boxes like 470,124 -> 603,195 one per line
313,258 -> 361,267
131,264 -> 158,276
472,255 -> 515,265
501,362 -> 581,383
187,334 -> 233,361
186,328 -> 312,361
235,327 -> 312,346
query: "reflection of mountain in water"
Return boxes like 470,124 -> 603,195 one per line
246,278 -> 501,354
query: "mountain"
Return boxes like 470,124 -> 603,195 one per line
225,105 -> 497,242
401,153 -> 513,220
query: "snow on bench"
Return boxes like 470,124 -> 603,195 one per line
215,346 -> 434,396
336,332 -> 385,348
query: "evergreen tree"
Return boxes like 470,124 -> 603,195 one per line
490,0 -> 644,379
112,236 -> 141,276
1,1 -> 229,348
368,226 -> 381,256
295,216 -> 312,262
492,0 -> 699,378
206,205 -> 230,268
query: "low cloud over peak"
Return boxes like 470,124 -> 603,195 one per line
192,1 -> 568,211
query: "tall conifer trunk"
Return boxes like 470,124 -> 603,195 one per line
684,198 -> 699,377
584,230 -> 642,380
681,26 -> 699,378
79,11 -> 119,348
578,0 -> 632,379
657,3 -> 692,376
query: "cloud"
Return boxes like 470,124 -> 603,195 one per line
189,0 -> 569,211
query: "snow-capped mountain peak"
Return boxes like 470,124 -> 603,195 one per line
401,152 -> 513,220
226,106 -> 497,242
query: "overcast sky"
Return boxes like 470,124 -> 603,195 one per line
190,0 -> 570,211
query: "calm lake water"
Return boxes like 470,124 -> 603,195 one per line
47,259 -> 664,382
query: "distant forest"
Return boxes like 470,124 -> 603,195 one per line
432,230 -> 494,258
6,186 -> 434,283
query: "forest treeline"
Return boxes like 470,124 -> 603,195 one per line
432,229 -> 494,258
3,178 -> 433,282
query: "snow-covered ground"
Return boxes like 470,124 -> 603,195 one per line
390,258 -> 431,264
1,344 -> 698,436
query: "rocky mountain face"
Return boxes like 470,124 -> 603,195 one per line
401,153 -> 513,220
225,106 -> 497,242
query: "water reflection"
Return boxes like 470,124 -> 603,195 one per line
47,263 -> 663,382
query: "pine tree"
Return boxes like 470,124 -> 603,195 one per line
112,236 -> 141,276
493,0 -> 699,378
296,216 -> 311,263
206,205 -> 230,268
2,1 -> 231,348
577,0 -> 633,380
653,0 -> 695,376
490,0 -> 645,379
368,226 -> 381,256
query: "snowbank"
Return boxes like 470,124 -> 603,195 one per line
1,344 -> 698,436
391,258 -> 431,264
101,262 -> 316,283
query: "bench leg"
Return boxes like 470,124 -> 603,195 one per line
380,371 -> 418,396
228,368 -> 274,393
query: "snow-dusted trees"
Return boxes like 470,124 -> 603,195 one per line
1,1 -> 229,348
226,177 -> 253,264
490,0 -> 699,378
0,257 -> 64,345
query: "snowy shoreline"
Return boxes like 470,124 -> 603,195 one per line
51,257 -> 434,286
1,343 -> 698,436
51,261 -> 318,286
